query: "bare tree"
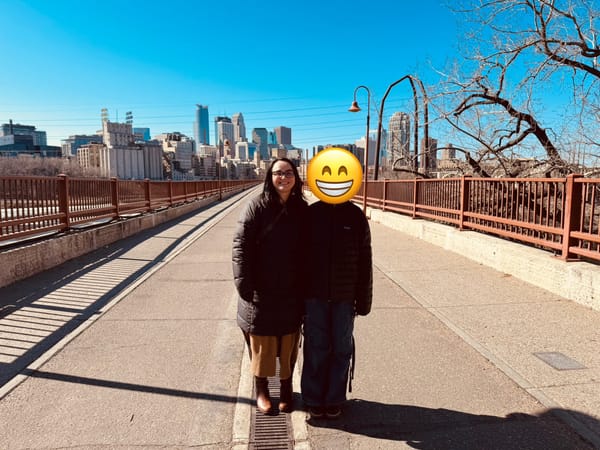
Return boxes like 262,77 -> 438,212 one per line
441,0 -> 600,177
0,156 -> 103,177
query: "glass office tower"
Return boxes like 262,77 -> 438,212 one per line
194,104 -> 210,145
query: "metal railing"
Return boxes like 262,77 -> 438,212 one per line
348,174 -> 600,263
0,175 -> 260,244
5,174 -> 600,264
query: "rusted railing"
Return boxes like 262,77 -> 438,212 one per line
345,174 -> 600,263
6,174 -> 600,264
0,175 -> 260,244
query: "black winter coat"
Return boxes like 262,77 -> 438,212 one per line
306,201 -> 373,315
232,194 -> 308,336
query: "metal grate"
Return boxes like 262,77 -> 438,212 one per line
249,368 -> 294,450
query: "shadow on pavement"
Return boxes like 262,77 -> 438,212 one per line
0,201 -> 232,389
20,368 -> 254,405
307,399 -> 598,449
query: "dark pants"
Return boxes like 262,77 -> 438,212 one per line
301,298 -> 354,407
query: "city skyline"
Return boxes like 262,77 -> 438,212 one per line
0,0 -> 460,151
2,108 -> 356,157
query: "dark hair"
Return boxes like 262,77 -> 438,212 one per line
262,157 -> 304,206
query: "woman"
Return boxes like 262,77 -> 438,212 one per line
232,158 -> 308,414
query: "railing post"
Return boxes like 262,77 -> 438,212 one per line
561,174 -> 583,260
58,174 -> 70,232
218,174 -> 222,201
382,179 -> 388,212
459,176 -> 471,231
412,178 -> 419,219
144,179 -> 151,212
111,177 -> 120,219
168,179 -> 174,206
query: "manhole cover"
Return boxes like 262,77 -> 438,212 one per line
534,352 -> 586,370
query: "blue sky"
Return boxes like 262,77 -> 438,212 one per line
0,0 -> 460,149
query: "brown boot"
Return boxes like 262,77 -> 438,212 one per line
278,377 -> 293,413
255,377 -> 273,414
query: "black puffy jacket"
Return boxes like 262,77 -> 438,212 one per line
306,201 -> 372,315
232,194 -> 308,336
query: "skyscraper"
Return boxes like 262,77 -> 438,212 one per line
420,137 -> 438,172
232,112 -> 246,143
194,104 -> 210,146
252,128 -> 269,160
214,116 -> 234,157
388,112 -> 410,166
274,126 -> 292,146
268,131 -> 277,145
369,128 -> 387,165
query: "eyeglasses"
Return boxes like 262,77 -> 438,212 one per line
272,170 -> 295,178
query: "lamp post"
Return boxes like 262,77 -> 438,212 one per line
414,76 -> 429,173
348,85 -> 371,214
304,148 -> 309,182
373,75 -> 429,180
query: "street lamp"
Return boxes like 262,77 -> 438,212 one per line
373,75 -> 429,180
304,148 -> 309,182
348,85 -> 371,214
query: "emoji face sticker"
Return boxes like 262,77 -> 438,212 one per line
307,147 -> 363,204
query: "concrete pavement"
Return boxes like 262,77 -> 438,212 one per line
297,208 -> 600,449
1,187 -> 600,449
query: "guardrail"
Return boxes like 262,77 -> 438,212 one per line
0,175 -> 260,244
6,174 -> 600,264
346,174 -> 600,263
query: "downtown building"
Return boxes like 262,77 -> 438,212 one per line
252,128 -> 269,161
274,126 -> 291,146
193,104 -> 210,146
195,144 -> 218,179
388,112 -> 411,168
133,127 -> 151,141
193,108 -> 257,179
61,134 -> 103,158
192,104 -> 219,178
0,120 -> 61,157
420,137 -> 438,172
155,132 -> 194,179
232,112 -> 247,144
214,116 -> 234,157
77,121 -> 163,179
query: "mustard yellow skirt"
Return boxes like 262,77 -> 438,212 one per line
247,331 -> 301,379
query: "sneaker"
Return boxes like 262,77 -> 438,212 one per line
307,406 -> 325,419
325,405 -> 342,419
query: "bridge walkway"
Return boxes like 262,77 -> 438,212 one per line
0,187 -> 599,449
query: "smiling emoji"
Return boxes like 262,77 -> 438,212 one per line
307,147 -> 363,204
